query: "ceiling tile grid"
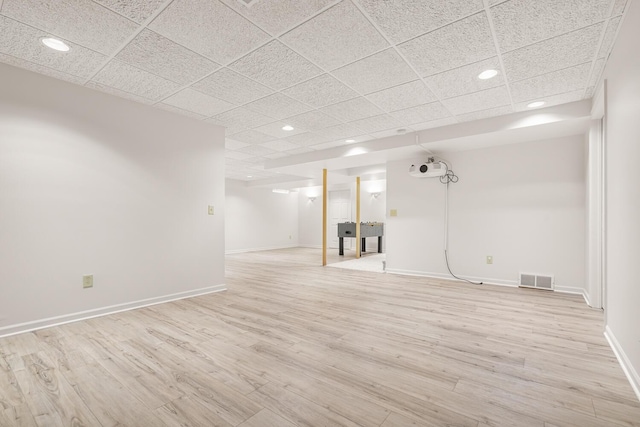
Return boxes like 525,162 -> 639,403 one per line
280,0 -> 389,70
357,0 -> 485,44
115,29 -> 220,86
162,87 -> 236,117
192,68 -> 273,105
148,0 -> 269,63
90,59 -> 181,102
0,0 -> 630,183
397,12 -> 497,77
1,0 -> 139,54
281,73 -> 358,108
0,16 -> 107,79
229,40 -> 322,90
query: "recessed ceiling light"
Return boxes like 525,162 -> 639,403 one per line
478,69 -> 498,80
247,175 -> 253,178
282,125 -> 294,131
272,189 -> 290,194
41,37 -> 70,52
527,101 -> 546,108
345,139 -> 355,143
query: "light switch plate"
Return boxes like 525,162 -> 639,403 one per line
208,205 -> 215,215
83,275 -> 93,288
390,209 -> 398,217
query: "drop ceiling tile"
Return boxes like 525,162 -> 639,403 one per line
311,140 -> 350,150
225,138 -> 250,150
192,68 -> 273,105
244,93 -> 313,120
228,129 -> 277,145
513,90 -> 585,112
264,152 -> 289,160
425,57 -> 505,100
332,49 -> 418,95
86,81 -> 154,104
0,16 -> 107,79
237,145 -> 277,157
455,105 -> 513,123
410,117 -> 458,131
155,102 -> 207,120
285,132 -> 332,146
358,0 -> 484,43
91,60 -> 181,101
286,146 -> 316,155
612,0 -> 628,16
0,52 -> 85,85
115,29 -> 219,85
320,97 -> 385,122
348,114 -> 400,134
149,0 -> 269,63
316,123 -> 367,140
210,107 -> 275,135
588,58 -> 606,88
280,0 -> 388,70
229,40 -> 322,90
598,17 -> 622,58
226,149 -> 255,160
491,0 -> 610,53
510,62 -> 591,103
255,121 -> 307,138
441,86 -> 511,115
389,102 -> 451,126
1,0 -> 139,55
282,74 -> 358,108
259,140 -> 301,152
162,88 -> 235,117
95,0 -> 167,23
398,12 -> 495,77
286,110 -> 341,131
502,23 -> 603,82
365,80 -> 437,112
220,0 -> 335,35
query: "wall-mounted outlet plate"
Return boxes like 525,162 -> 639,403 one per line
208,205 -> 214,215
486,256 -> 493,264
83,275 -> 93,288
390,209 -> 398,217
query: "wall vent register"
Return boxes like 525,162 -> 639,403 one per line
519,273 -> 554,290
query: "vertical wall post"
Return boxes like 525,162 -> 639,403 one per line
322,168 -> 327,266
356,176 -> 361,259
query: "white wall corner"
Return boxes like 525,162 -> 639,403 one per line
604,325 -> 640,402
0,285 -> 227,339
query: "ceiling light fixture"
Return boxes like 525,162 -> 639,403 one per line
41,37 -> 70,52
345,139 -> 355,143
272,188 -> 290,194
478,69 -> 498,80
282,125 -> 294,131
527,101 -> 546,108
247,175 -> 253,178
308,196 -> 316,202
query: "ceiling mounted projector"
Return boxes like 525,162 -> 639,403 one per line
409,160 -> 447,178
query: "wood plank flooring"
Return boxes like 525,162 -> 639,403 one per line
1,247 -> 639,426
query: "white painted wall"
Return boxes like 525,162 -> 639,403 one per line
298,186 -> 323,248
225,180 -> 298,253
601,0 -> 640,399
386,136 -> 586,291
0,64 -> 226,336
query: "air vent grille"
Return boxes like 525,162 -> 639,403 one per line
519,272 -> 554,291
237,0 -> 258,6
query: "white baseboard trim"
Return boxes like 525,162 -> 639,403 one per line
0,284 -> 227,338
553,285 -> 585,296
298,244 -> 322,249
384,268 -> 518,287
604,325 -> 640,402
225,244 -> 298,254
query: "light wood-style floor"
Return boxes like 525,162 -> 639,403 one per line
1,248 -> 639,427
